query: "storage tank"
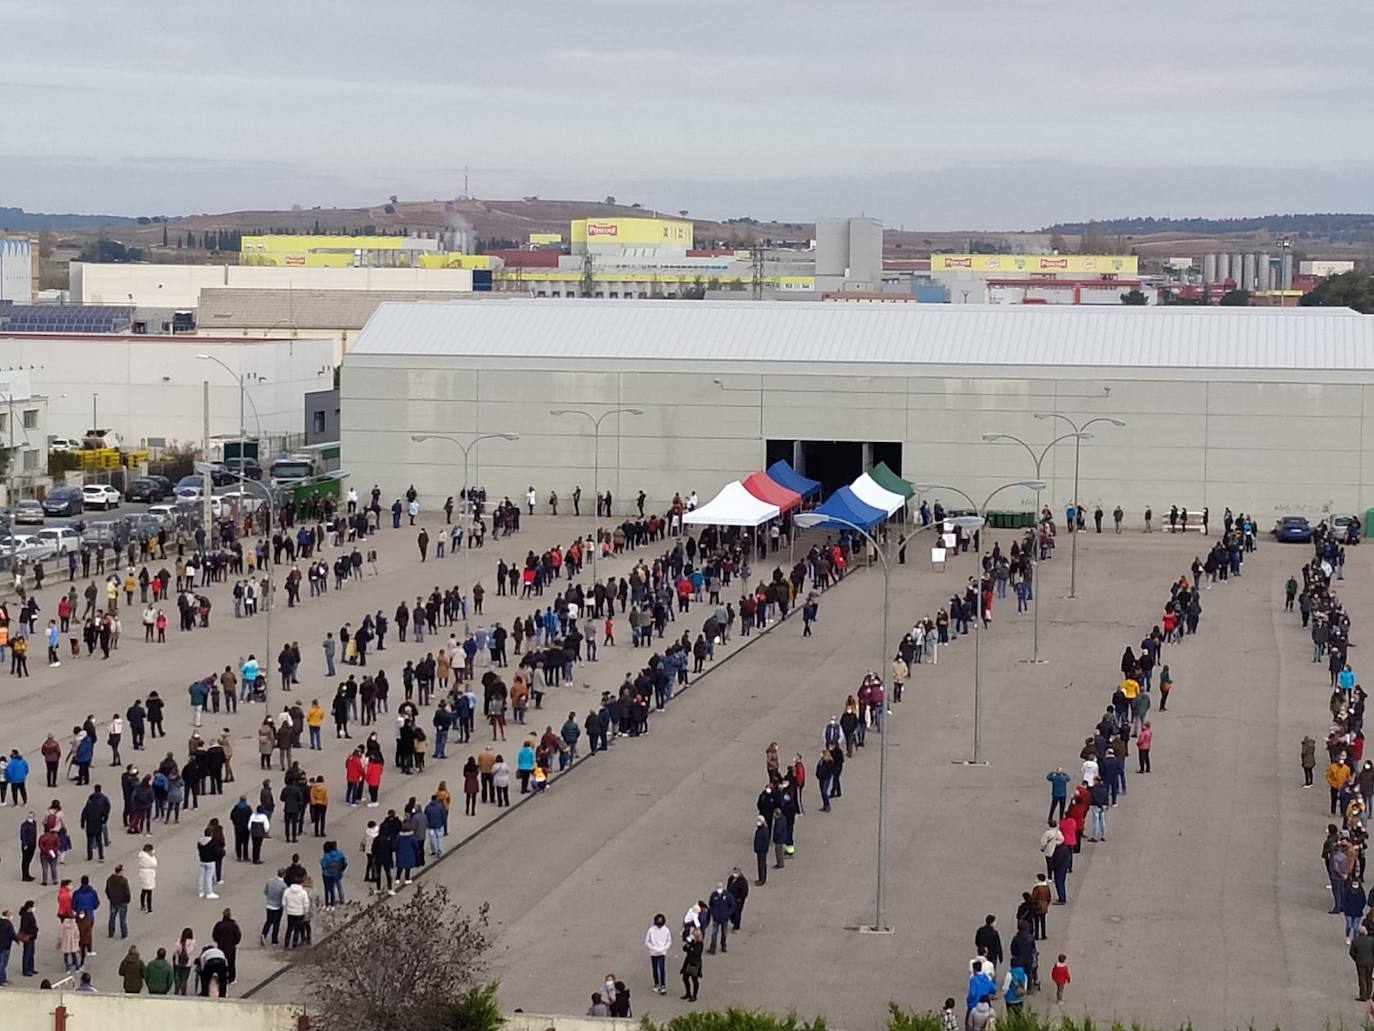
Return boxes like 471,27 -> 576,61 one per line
1257,253 -> 1271,292
1217,252 -> 1231,283
1242,253 -> 1257,290
1231,253 -> 1244,285
1203,253 -> 1218,284
1281,253 -> 1294,291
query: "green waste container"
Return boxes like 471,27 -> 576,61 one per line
1366,508 -> 1374,538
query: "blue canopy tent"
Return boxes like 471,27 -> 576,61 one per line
767,459 -> 821,499
807,485 -> 887,529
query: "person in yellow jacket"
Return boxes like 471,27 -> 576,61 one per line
305,700 -> 325,750
1329,757 -> 1353,816
308,776 -> 329,837
1121,677 -> 1139,702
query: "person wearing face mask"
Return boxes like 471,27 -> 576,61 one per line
644,912 -> 671,995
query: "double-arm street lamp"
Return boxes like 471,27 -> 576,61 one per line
1033,414 -> 1126,598
913,480 -> 1046,765
410,432 -> 519,634
980,431 -> 1093,662
794,509 -> 892,933
549,407 -> 643,592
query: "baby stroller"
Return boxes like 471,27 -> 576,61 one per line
250,673 -> 268,703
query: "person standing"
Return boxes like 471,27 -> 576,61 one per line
726,867 -> 749,930
261,870 -> 286,945
706,882 -> 735,954
680,926 -> 703,1002
1137,722 -> 1153,773
105,864 -> 131,940
137,844 -> 157,913
144,946 -> 174,995
1045,767 -> 1070,821
1302,735 -> 1318,788
645,913 -> 671,996
0,909 -> 14,986
752,815 -> 770,885
118,944 -> 145,993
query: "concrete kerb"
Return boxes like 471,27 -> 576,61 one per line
240,533 -> 890,999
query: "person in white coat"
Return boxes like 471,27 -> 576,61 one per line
137,843 -> 158,912
644,913 -> 672,995
282,882 -> 311,949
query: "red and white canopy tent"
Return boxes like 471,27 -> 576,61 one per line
682,480 -> 780,527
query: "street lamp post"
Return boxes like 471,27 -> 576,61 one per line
980,431 -> 1093,662
549,408 -> 643,597
1033,414 -> 1126,598
913,480 -> 1046,765
795,509 -> 892,933
410,432 -> 519,634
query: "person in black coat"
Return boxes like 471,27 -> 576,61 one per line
680,928 -> 703,1001
725,868 -> 749,930
974,914 -> 1004,967
752,816 -> 770,885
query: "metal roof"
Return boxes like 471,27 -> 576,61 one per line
350,298 -> 1374,371
197,288 -> 490,330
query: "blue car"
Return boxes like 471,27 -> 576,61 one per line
1272,516 -> 1313,543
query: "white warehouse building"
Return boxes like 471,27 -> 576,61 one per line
0,332 -> 336,448
341,299 -> 1374,521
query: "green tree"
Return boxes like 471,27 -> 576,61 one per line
1300,270 -> 1374,313
1119,288 -> 1148,305
1219,288 -> 1250,306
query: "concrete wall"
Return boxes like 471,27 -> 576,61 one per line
73,264 -> 475,308
505,1015 -> 637,1031
341,356 -> 1374,521
6,988 -> 301,1031
0,334 -> 335,447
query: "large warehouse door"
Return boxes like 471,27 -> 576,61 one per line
797,440 -> 903,497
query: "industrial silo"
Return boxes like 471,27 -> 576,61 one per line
1232,253 -> 1244,285
1257,254 -> 1271,292
1217,253 -> 1231,283
1203,253 -> 1218,284
1242,253 -> 1257,291
1281,253 -> 1294,290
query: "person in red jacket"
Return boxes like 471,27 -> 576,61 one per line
344,750 -> 364,806
40,734 -> 63,788
364,756 -> 383,807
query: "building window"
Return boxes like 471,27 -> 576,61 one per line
0,413 -> 7,434
22,449 -> 37,472
21,409 -> 37,429
312,411 -> 326,434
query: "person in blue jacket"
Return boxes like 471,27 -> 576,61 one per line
74,730 -> 95,786
72,875 -> 100,919
1045,767 -> 1070,821
422,796 -> 447,857
393,829 -> 418,886
319,840 -> 348,909
5,750 -> 30,806
516,741 -> 537,794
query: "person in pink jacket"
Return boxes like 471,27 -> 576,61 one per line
1137,721 -> 1154,773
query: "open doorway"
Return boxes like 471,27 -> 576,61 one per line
799,441 -> 863,497
871,441 -> 903,476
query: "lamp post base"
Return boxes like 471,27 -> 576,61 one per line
951,759 -> 990,767
850,924 -> 895,935
1018,658 -> 1050,665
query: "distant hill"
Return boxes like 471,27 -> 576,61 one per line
0,206 -> 138,230
1042,213 -> 1374,242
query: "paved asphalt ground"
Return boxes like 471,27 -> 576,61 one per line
0,510 -> 1359,1028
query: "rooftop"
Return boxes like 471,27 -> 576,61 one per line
350,298 -> 1374,371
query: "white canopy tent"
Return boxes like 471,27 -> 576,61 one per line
681,480 -> 781,527
850,473 -> 906,516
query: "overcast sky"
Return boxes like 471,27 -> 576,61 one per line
3,0 -> 1371,229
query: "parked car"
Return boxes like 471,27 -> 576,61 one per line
83,519 -> 129,549
1272,515 -> 1313,543
35,526 -> 82,555
124,477 -> 168,503
81,484 -> 122,510
0,533 -> 56,563
146,503 -> 179,523
1332,514 -> 1362,544
223,457 -> 264,481
214,486 -> 269,513
146,474 -> 174,494
47,438 -> 81,453
42,487 -> 84,517
12,500 -> 44,525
